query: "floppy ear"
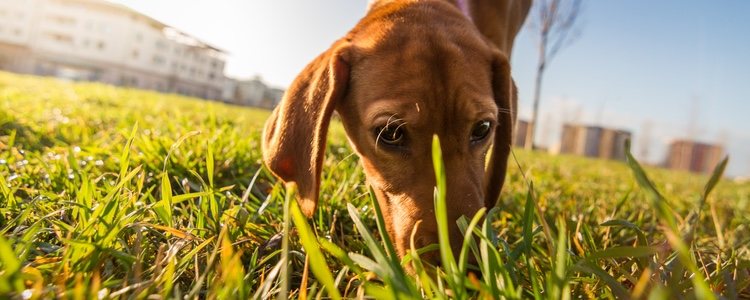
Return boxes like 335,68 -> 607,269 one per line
484,52 -> 516,208
262,42 -> 350,217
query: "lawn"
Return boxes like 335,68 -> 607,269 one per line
0,71 -> 748,299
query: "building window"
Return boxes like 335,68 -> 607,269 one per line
48,14 -> 76,26
44,32 -> 74,45
13,28 -> 22,36
98,23 -> 110,34
97,41 -> 106,50
152,55 -> 165,65
132,50 -> 139,59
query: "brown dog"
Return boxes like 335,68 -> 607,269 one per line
262,0 -> 531,259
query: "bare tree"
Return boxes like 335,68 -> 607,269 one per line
524,0 -> 583,150
638,119 -> 653,162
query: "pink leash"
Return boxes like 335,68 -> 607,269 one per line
456,0 -> 472,20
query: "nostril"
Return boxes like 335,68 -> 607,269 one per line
414,235 -> 431,248
410,233 -> 441,263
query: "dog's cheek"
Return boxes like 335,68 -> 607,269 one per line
386,192 -> 435,255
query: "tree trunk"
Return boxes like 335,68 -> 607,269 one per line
525,34 -> 547,150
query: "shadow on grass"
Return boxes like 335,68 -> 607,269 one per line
0,110 -> 59,151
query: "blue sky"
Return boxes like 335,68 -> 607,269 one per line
111,0 -> 750,177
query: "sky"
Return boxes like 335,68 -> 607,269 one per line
110,0 -> 750,178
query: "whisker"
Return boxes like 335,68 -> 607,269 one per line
375,114 -> 406,151
497,108 -> 514,116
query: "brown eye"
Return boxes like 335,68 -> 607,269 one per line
470,120 -> 492,143
375,124 -> 406,146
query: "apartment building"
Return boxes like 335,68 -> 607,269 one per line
222,76 -> 283,109
0,0 -> 226,99
666,140 -> 724,174
559,124 -> 632,161
514,120 -> 529,147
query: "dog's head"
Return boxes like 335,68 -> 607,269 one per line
263,1 -> 517,260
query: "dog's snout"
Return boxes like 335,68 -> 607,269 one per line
414,231 -> 433,247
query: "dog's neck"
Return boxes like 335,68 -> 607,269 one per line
367,0 -> 472,20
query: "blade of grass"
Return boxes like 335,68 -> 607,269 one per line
346,204 -> 391,274
457,208 -> 485,275
290,198 -> 342,300
686,156 -> 729,243
0,235 -> 23,293
278,183 -> 294,300
599,220 -> 648,246
624,140 -> 677,231
206,141 -> 214,188
624,140 -> 717,300
0,172 -> 17,208
146,172 -> 173,229
702,156 -> 728,201
318,239 -> 363,276
346,204 -> 413,296
479,207 -> 504,297
368,187 -> 401,266
119,123 -> 138,179
521,182 -> 542,299
407,221 -> 435,299
584,246 -> 658,260
549,217 -> 570,300
431,135 -> 463,297
572,262 -> 629,299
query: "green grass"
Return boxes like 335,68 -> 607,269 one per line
0,70 -> 748,299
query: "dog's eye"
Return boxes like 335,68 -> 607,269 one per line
375,124 -> 406,146
470,120 -> 492,142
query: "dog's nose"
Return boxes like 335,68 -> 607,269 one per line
408,223 -> 472,264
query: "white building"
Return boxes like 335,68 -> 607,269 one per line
0,0 -> 227,99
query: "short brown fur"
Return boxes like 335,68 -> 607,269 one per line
262,0 -> 530,260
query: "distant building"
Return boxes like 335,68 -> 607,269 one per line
666,140 -> 724,174
262,87 -> 284,108
0,0 -> 227,99
514,119 -> 529,147
559,124 -> 632,161
222,76 -> 283,109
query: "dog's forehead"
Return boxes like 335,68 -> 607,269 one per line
349,29 -> 497,126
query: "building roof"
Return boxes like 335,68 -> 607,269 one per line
561,123 -> 631,134
63,0 -> 227,53
669,139 -> 723,148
